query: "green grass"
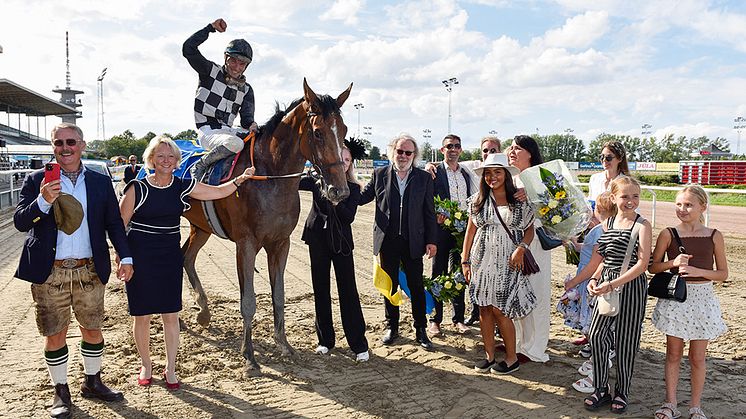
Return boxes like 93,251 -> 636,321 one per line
579,185 -> 746,207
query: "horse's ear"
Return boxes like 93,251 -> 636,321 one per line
303,78 -> 320,108
336,82 -> 353,108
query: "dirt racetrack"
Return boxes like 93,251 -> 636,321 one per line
0,193 -> 744,418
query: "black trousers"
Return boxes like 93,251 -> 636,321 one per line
308,237 -> 368,354
430,232 -> 465,324
380,235 -> 427,330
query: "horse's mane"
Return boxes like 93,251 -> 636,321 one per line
257,95 -> 342,140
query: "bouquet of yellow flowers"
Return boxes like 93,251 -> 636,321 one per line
518,160 -> 592,241
423,272 -> 467,303
434,196 -> 468,251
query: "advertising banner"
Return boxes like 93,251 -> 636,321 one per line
628,162 -> 637,171
579,161 -> 603,170
565,161 -> 579,170
656,162 -> 680,172
635,162 -> 656,171
373,159 -> 390,168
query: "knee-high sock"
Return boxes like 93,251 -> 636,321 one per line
80,340 -> 104,375
45,345 -> 69,385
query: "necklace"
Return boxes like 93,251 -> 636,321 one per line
150,175 -> 173,188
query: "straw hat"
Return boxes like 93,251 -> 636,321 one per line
474,153 -> 520,178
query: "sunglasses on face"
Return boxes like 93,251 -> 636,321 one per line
482,147 -> 499,154
599,154 -> 615,162
443,143 -> 462,150
53,139 -> 80,147
396,149 -> 414,156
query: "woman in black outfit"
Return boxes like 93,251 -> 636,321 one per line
300,145 -> 369,361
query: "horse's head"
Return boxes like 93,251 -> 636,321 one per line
300,78 -> 353,204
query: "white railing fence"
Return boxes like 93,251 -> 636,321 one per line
0,170 -> 32,210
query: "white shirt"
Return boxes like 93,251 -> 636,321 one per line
444,163 -> 470,210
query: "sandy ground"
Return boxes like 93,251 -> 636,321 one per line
0,195 -> 744,419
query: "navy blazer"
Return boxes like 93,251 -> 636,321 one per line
359,165 -> 437,257
300,177 -> 360,255
14,168 -> 132,284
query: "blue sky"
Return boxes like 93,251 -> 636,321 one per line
2,0 -> 746,154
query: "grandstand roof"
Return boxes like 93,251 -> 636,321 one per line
0,79 -> 79,116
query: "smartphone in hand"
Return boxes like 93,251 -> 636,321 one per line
44,163 -> 60,183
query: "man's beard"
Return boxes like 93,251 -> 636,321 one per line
394,160 -> 412,171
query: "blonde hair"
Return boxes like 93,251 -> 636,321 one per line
341,146 -> 362,186
609,175 -> 640,196
595,191 -> 616,219
677,184 -> 709,223
142,135 -> 182,170
480,136 -> 501,152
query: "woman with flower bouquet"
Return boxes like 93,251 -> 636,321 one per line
427,134 -> 474,336
461,153 -> 536,375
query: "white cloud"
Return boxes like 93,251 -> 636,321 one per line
543,11 -> 609,49
320,0 -> 365,26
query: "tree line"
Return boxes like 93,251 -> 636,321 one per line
86,129 -> 734,164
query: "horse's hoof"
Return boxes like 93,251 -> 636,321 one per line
244,361 -> 262,378
281,344 -> 298,360
196,310 -> 211,327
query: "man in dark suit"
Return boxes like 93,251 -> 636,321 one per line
428,134 -> 473,336
123,154 -> 141,183
14,123 -> 133,419
359,133 -> 437,351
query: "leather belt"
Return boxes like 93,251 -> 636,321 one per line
53,258 -> 92,269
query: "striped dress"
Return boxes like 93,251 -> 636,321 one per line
588,215 -> 648,397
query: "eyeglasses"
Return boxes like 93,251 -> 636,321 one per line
396,149 -> 414,156
599,154 -> 615,162
482,147 -> 499,154
53,138 -> 80,147
443,143 -> 462,150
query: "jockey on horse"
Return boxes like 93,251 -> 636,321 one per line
183,18 -> 258,181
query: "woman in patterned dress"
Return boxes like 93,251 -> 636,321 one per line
651,185 -> 728,419
461,153 -> 535,375
119,135 -> 253,389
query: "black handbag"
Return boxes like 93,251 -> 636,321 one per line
536,226 -> 562,250
493,200 -> 540,275
648,228 -> 687,302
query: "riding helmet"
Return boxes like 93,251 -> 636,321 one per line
225,39 -> 253,64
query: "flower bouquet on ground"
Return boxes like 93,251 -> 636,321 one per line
424,272 -> 467,303
518,159 -> 592,241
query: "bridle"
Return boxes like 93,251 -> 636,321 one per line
245,102 -> 344,182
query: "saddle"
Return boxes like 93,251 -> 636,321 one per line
198,149 -> 244,240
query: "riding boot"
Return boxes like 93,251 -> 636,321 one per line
190,145 -> 235,182
50,383 -> 72,419
80,372 -> 124,402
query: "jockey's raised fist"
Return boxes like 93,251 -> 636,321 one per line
212,18 -> 227,32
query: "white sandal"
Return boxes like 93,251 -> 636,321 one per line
577,357 -> 612,376
688,407 -> 707,419
572,374 -> 595,393
654,402 -> 681,419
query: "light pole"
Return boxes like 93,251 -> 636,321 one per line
363,126 -> 373,139
353,103 -> 364,138
641,123 -> 652,137
97,68 -> 107,141
442,77 -> 458,134
488,129 -> 498,136
422,128 -> 433,162
564,128 -> 574,135
734,117 -> 746,156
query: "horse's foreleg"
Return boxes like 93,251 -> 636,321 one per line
183,225 -> 213,327
236,239 -> 261,375
266,239 -> 296,359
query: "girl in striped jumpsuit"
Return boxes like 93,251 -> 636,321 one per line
582,176 -> 652,414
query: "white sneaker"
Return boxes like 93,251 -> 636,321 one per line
355,351 -> 370,362
578,357 -> 613,376
315,345 -> 330,355
572,374 -> 595,393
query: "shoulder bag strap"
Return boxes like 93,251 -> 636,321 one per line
618,216 -> 643,280
669,227 -> 686,254
492,197 -> 518,245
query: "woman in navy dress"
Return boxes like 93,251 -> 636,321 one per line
119,135 -> 253,389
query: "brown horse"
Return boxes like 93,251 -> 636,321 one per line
182,79 -> 352,374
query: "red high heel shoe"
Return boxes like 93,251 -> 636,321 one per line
163,370 -> 180,390
137,367 -> 152,386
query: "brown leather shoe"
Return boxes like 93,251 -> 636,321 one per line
50,383 -> 72,419
80,372 -> 124,402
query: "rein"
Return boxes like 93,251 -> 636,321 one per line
244,107 -> 343,181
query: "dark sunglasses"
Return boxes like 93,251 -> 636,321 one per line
443,143 -> 462,150
482,147 -> 499,154
396,149 -> 414,156
53,138 -> 80,147
599,154 -> 615,162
